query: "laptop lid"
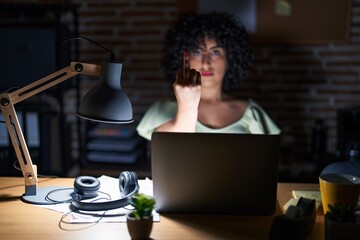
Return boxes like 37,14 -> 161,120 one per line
151,132 -> 280,215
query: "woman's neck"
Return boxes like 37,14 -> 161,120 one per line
200,86 -> 223,103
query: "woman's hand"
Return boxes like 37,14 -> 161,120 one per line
155,50 -> 201,133
174,50 -> 202,113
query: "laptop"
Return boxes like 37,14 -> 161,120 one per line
151,132 -> 281,215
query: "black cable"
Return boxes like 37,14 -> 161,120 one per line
45,188 -> 112,205
59,208 -> 107,231
45,187 -> 74,204
60,36 -> 115,62
1,86 -> 20,93
58,191 -> 122,231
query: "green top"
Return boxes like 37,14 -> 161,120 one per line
137,98 -> 281,140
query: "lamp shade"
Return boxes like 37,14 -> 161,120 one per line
77,62 -> 133,123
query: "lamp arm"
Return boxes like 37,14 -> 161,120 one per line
0,62 -> 101,196
10,62 -> 101,104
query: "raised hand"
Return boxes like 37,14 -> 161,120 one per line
175,50 -> 201,86
156,50 -> 202,133
173,50 -> 202,112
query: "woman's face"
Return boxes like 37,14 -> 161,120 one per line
189,37 -> 227,89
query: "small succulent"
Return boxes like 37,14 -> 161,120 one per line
128,193 -> 156,220
326,203 -> 357,223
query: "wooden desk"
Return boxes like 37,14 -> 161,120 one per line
0,177 -> 324,240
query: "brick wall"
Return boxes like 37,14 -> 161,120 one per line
69,0 -> 360,162
243,1 -> 360,161
66,0 -> 194,118
3,0 -> 359,166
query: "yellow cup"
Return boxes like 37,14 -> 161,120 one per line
319,173 -> 360,214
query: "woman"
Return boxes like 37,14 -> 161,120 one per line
137,12 -> 280,140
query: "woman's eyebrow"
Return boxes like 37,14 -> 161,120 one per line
209,45 -> 221,49
197,45 -> 221,51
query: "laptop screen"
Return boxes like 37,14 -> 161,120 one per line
151,132 -> 281,215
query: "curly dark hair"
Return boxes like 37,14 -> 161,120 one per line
162,12 -> 253,91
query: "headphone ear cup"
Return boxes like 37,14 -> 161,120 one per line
73,176 -> 100,200
119,171 -> 139,197
71,171 -> 139,211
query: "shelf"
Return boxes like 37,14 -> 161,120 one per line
80,123 -> 150,179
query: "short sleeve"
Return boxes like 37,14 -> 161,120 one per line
248,99 -> 281,135
136,99 -> 177,140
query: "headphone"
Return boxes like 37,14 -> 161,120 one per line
71,171 -> 139,211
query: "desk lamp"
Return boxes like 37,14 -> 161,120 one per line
0,61 -> 133,204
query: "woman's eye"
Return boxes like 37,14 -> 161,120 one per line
191,50 -> 201,56
212,49 -> 221,56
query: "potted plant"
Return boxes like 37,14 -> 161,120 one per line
325,203 -> 360,240
126,193 -> 156,240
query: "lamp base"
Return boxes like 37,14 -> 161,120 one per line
21,186 -> 73,205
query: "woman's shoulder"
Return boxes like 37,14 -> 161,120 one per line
151,97 -> 177,109
142,97 -> 177,118
245,98 -> 281,134
245,98 -> 270,117
137,97 -> 177,140
247,98 -> 259,106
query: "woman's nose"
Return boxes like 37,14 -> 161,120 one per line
201,54 -> 211,67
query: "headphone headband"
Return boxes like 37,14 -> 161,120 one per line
71,171 -> 139,211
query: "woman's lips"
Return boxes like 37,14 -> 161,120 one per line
201,72 -> 213,76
